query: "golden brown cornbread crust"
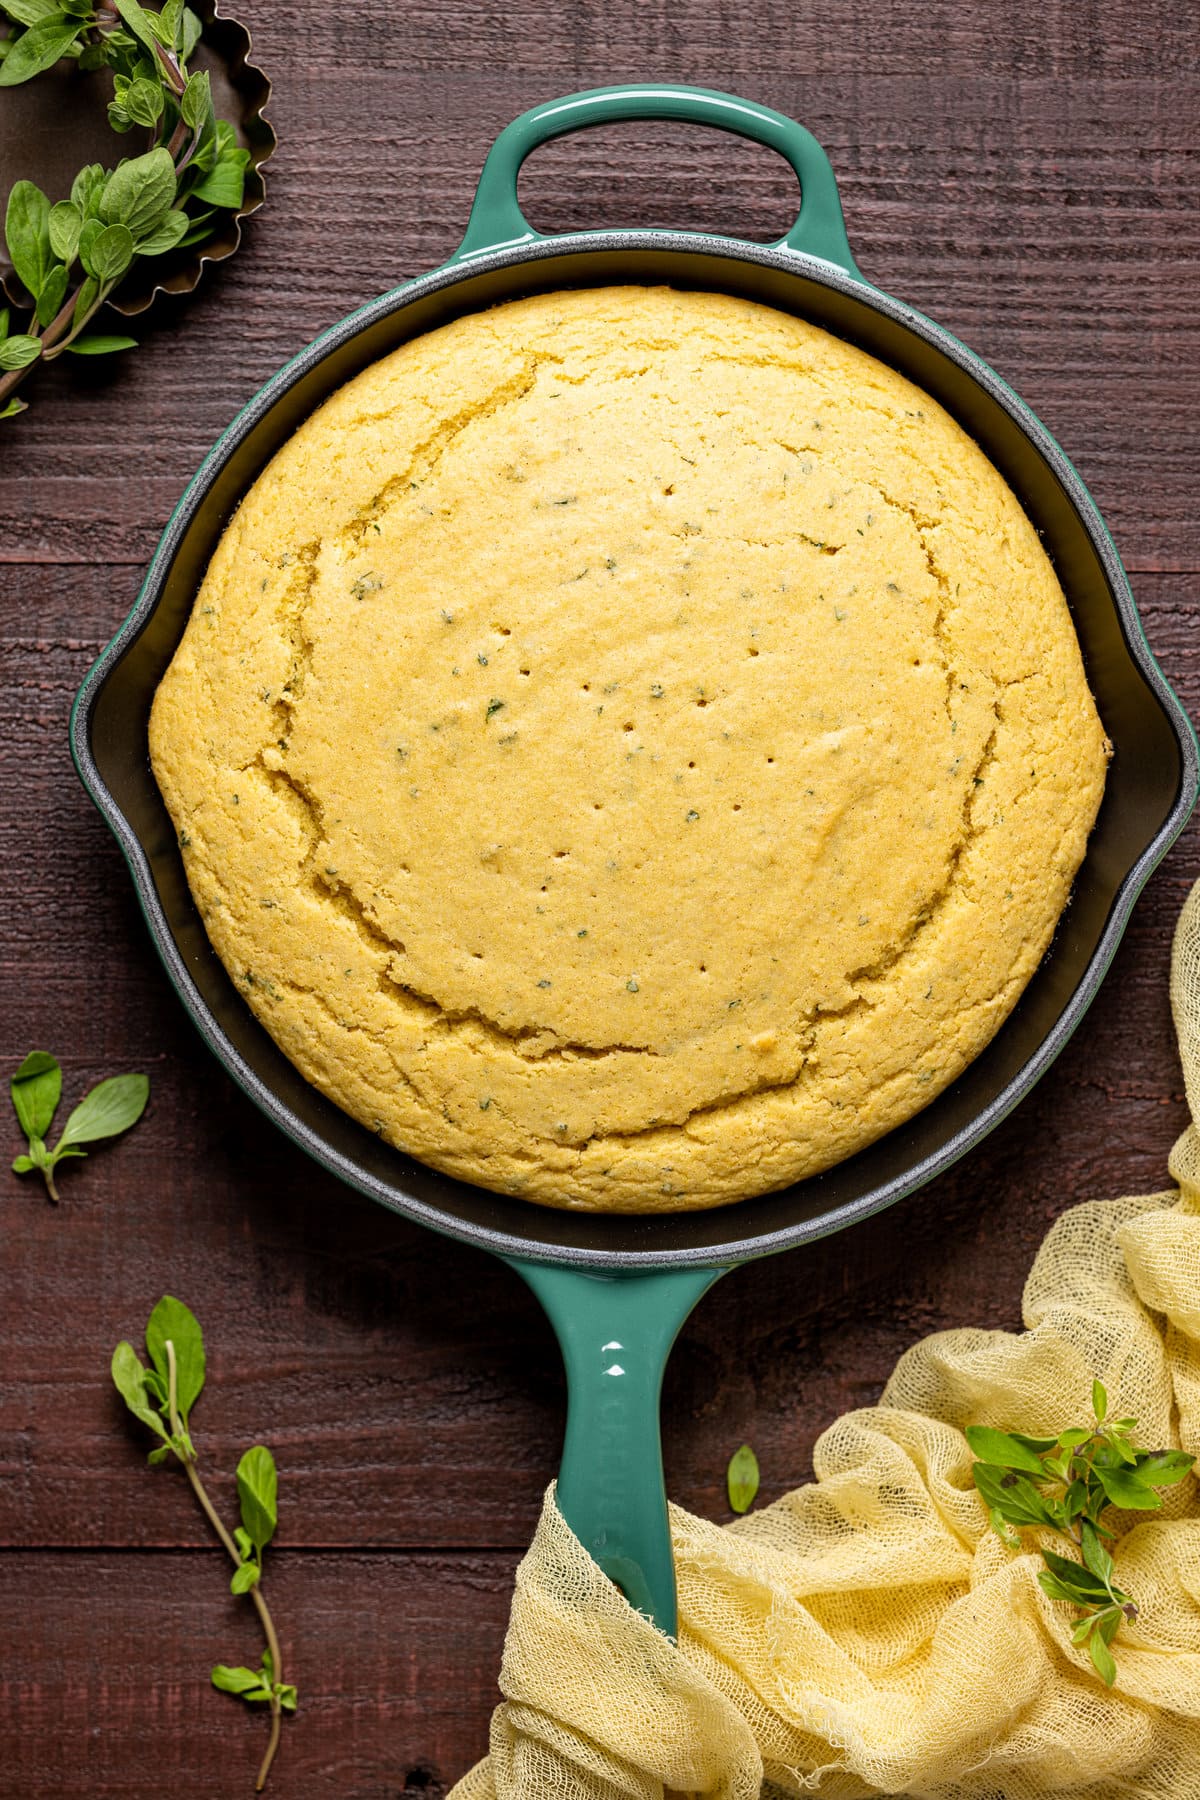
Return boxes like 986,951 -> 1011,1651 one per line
150,287 -> 1108,1212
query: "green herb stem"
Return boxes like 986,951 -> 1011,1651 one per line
152,37 -> 196,164
165,1339 -> 284,1792
41,283 -> 112,360
0,275 -> 110,408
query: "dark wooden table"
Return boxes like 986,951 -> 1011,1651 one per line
2,3 -> 1197,1793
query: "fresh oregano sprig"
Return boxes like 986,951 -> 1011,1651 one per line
969,1379 -> 1194,1686
11,1049 -> 148,1200
112,1296 -> 296,1790
0,0 -> 254,419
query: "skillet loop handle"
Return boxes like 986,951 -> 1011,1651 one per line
456,83 -> 862,277
507,1259 -> 726,1637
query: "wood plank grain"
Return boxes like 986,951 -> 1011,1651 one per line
0,1548 -> 513,1796
1,1 -> 1198,1784
2,67 -> 1198,567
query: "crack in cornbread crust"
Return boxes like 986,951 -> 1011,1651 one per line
150,287 -> 1108,1212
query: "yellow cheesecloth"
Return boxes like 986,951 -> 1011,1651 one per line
450,880 -> 1200,1800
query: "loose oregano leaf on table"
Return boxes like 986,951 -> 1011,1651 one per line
727,1443 -> 761,1515
969,1380 -> 1195,1687
111,1296 -> 295,1791
145,1291 -> 206,1434
10,1050 -> 147,1200
213,1650 -> 297,1713
10,1049 -> 61,1141
0,0 -> 258,418
231,1443 -> 278,1593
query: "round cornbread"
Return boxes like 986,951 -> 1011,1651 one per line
150,286 -> 1109,1212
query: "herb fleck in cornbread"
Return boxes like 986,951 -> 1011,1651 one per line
150,287 -> 1108,1211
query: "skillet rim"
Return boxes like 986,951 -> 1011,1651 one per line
70,227 -> 1200,1269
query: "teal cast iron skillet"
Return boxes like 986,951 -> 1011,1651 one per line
72,85 -> 1199,1638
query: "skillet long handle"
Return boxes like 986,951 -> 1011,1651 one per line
506,1259 -> 727,1637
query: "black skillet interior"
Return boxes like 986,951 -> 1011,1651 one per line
73,234 -> 1199,1269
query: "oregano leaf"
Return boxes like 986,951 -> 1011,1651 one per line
83,222 -> 135,284
211,1664 -> 266,1697
972,1463 -> 1058,1529
134,207 -> 188,256
11,1050 -> 61,1141
0,14 -> 81,87
1041,1548 -> 1110,1601
5,179 -> 51,297
108,0 -> 159,56
1037,1570 -> 1084,1607
179,66 -> 210,129
122,74 -> 164,127
190,147 -> 250,209
145,1295 -> 205,1423
99,147 -> 175,236
1095,1463 -> 1163,1512
70,164 -> 105,218
0,334 -> 42,371
1089,1630 -> 1117,1687
1098,1606 -> 1123,1645
237,1445 -> 278,1552
111,1340 -> 170,1440
0,0 -> 65,24
56,1071 -> 148,1148
178,4 -> 202,60
1138,1449 -> 1194,1487
1080,1519 -> 1114,1588
726,1442 -> 760,1515
159,0 -> 184,44
34,260 -> 68,328
964,1426 -> 1048,1475
65,334 -> 138,355
47,199 -> 82,264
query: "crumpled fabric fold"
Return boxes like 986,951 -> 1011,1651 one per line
451,883 -> 1200,1800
